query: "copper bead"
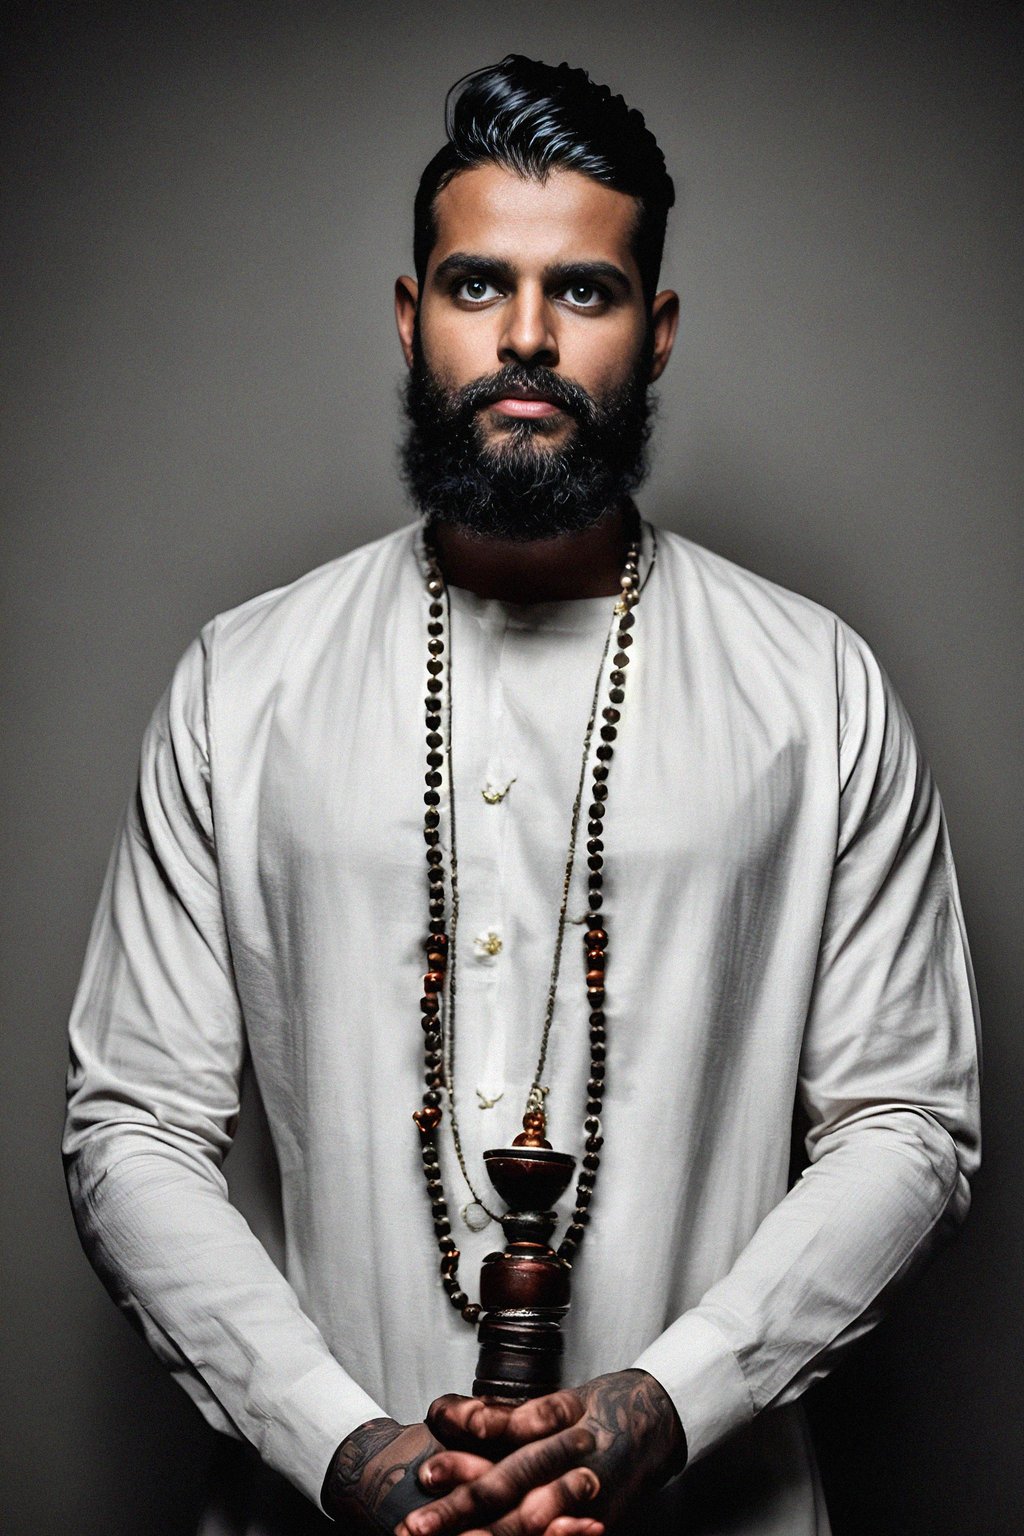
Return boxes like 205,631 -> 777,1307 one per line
413,1105 -> 442,1134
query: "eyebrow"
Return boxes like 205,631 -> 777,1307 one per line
432,252 -> 633,296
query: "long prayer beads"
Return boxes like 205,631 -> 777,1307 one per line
412,524 -> 643,1322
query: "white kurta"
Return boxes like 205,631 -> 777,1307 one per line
64,521 -> 980,1535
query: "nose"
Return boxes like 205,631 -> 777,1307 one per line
497,285 -> 559,369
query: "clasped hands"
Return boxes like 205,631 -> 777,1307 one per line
322,1368 -> 686,1536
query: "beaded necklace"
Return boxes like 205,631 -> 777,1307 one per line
412,514 -> 646,1327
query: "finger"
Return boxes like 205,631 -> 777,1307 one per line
460,1467 -> 601,1536
543,1520 -> 604,1536
428,1394 -> 515,1447
420,1450 -> 494,1493
501,1391 -> 584,1446
402,1425 -> 596,1535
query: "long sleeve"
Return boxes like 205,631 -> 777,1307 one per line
63,633 -> 384,1509
634,619 -> 981,1462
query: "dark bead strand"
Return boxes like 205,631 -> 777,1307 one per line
557,550 -> 641,1264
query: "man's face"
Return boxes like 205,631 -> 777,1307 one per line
396,163 -> 678,540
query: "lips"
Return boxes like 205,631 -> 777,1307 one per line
489,395 -> 564,418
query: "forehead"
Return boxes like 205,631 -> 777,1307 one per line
428,163 -> 642,278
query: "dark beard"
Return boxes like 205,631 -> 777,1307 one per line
400,334 -> 655,542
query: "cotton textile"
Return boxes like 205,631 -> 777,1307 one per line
64,521 -> 980,1534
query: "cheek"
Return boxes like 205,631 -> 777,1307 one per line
419,310 -> 494,388
561,317 -> 648,394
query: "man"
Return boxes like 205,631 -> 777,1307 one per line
64,56 -> 980,1536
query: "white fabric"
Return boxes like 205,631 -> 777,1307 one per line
64,521 -> 980,1535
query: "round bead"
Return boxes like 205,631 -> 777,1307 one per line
599,724 -> 617,743
588,802 -> 605,821
587,819 -> 603,838
583,1152 -> 601,1171
423,970 -> 443,992
613,652 -> 630,669
424,828 -> 439,846
586,1097 -> 603,1116
427,621 -> 443,637
592,783 -> 608,802
591,1039 -> 606,1061
586,928 -> 608,948
587,987 -> 605,1005
587,1076 -> 604,1094
603,707 -> 621,723
616,633 -> 633,649
586,969 -> 605,988
450,1290 -> 468,1310
596,743 -> 613,761
424,790 -> 440,806
434,1216 -> 451,1236
586,947 -> 605,964
461,1302 -> 481,1324
431,1198 -> 447,1218
590,1060 -> 606,1081
428,638 -> 444,656
573,1207 -> 591,1226
426,712 -> 441,730
425,771 -> 442,788
427,659 -> 443,676
588,1007 -> 605,1025
589,892 -> 603,911
584,1116 -> 601,1134
426,845 -> 443,864
609,670 -> 625,686
567,1223 -> 587,1243
586,837 -> 604,855
428,600 -> 443,617
429,919 -> 446,935
426,751 -> 443,769
420,996 -> 439,1014
609,688 -> 625,705
592,764 -> 608,783
619,610 -> 635,630
426,730 -> 442,748
585,1134 -> 604,1153
423,1088 -> 442,1107
439,1235 -> 456,1253
424,809 -> 440,828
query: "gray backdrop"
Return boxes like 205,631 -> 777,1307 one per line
3,3 -> 1021,1532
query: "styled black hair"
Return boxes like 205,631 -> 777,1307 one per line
413,56 -> 675,306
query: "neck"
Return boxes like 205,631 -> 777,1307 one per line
428,506 -> 632,603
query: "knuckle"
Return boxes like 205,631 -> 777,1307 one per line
566,1425 -> 596,1457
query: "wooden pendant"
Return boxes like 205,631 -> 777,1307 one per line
473,1143 -> 576,1402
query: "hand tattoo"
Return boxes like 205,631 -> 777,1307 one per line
322,1417 -> 441,1533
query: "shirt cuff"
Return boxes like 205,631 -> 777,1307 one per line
256,1357 -> 388,1512
632,1311 -> 755,1465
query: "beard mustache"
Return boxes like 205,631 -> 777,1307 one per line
400,330 -> 655,542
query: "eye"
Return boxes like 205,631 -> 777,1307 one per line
560,282 -> 607,310
456,277 -> 501,304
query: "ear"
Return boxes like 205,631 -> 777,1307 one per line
648,289 -> 680,382
395,276 -> 419,369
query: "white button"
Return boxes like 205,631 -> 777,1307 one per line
473,930 -> 503,960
